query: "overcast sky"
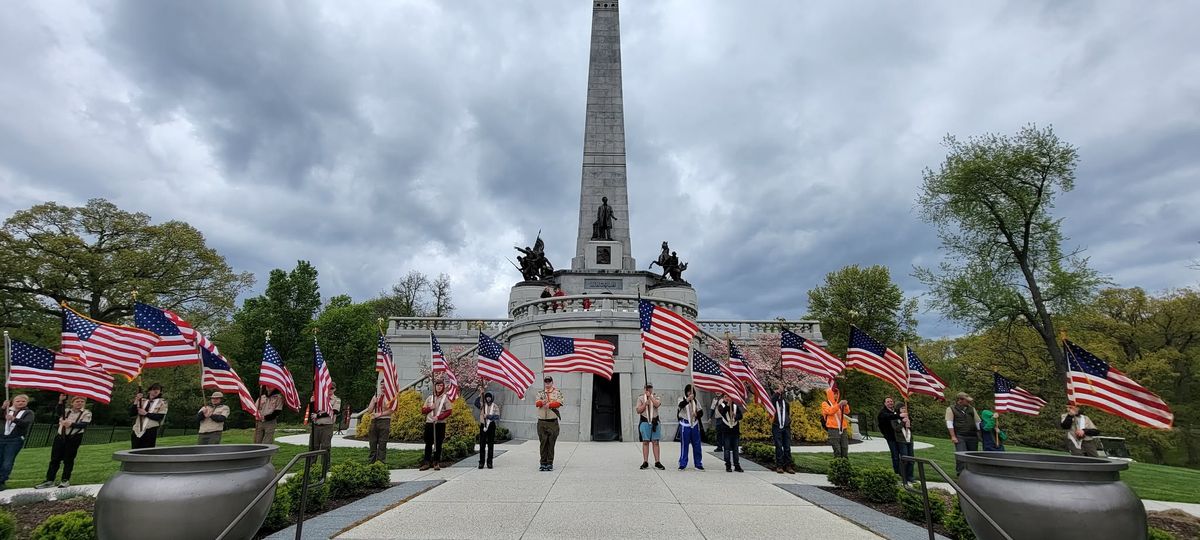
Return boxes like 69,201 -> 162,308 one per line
3,1 -> 1198,338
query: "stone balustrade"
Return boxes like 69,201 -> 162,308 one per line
507,293 -> 698,321
387,317 -> 512,333
697,319 -> 819,339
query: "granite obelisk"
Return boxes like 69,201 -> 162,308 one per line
573,0 -> 636,272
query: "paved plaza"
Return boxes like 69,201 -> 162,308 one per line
338,440 -> 881,539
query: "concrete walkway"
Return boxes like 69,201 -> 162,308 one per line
794,437 -> 933,454
337,440 -> 882,539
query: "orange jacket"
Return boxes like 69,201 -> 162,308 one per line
821,388 -> 850,430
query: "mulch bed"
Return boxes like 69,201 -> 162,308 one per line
1148,509 -> 1200,539
7,497 -> 95,539
819,486 -> 955,539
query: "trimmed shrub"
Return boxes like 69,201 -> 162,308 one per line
366,461 -> 390,488
788,400 -> 829,443
897,486 -> 946,525
742,442 -> 774,462
943,496 -> 977,540
329,460 -> 372,499
388,390 -> 478,444
1148,527 -> 1176,540
355,412 -> 373,438
0,508 -> 16,540
279,476 -> 329,514
262,481 -> 295,532
853,466 -> 900,503
827,457 -> 855,488
30,510 -> 95,540
739,403 -> 772,441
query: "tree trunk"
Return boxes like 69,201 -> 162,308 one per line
1018,257 -> 1067,385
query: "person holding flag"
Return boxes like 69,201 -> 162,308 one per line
309,337 -> 339,472
891,404 -> 915,486
717,393 -> 744,472
676,384 -> 704,470
821,386 -> 851,459
0,395 -> 34,491
37,395 -> 92,489
535,376 -> 564,472
358,380 -> 398,464
255,389 -> 284,444
130,383 -> 168,449
770,386 -> 794,474
475,392 -> 500,469
196,392 -> 230,445
420,379 -> 453,471
635,382 -> 664,470
1060,404 -> 1101,457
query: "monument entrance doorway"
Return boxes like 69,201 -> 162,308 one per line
591,372 -> 622,441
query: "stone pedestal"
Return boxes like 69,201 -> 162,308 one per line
582,240 -> 623,271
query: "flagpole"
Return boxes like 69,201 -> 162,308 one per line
3,331 -> 10,402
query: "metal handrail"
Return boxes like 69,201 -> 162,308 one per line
901,455 -> 1012,540
215,448 -> 330,540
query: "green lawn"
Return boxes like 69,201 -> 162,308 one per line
3,429 -> 423,489
791,436 -> 1200,504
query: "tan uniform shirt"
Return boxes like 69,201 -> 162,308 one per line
424,393 -> 452,423
535,387 -> 564,420
60,409 -> 92,436
133,397 -> 168,437
199,404 -> 231,434
637,393 -> 660,421
257,394 -> 283,421
312,395 -> 342,425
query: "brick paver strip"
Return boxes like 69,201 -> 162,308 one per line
265,480 -> 444,540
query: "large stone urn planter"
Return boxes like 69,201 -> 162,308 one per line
955,451 -> 1146,540
95,444 -> 279,540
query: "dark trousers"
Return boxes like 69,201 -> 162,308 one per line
368,418 -> 391,464
714,420 -> 725,451
47,434 -> 84,482
131,426 -> 159,449
423,422 -> 446,464
772,424 -> 793,468
311,423 -> 335,473
827,428 -> 849,458
953,433 -> 979,473
721,426 -> 740,468
981,430 -> 1004,451
0,435 -> 24,484
678,423 -> 703,468
897,440 -> 915,483
478,423 -> 496,466
538,419 -> 560,466
885,437 -> 901,475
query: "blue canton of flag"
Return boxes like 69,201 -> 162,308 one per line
691,350 -> 744,405
905,348 -> 946,400
200,347 -> 259,420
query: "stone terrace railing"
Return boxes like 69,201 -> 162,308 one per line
697,319 -> 819,339
387,317 -> 512,333
508,293 -> 698,321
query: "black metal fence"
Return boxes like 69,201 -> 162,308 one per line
21,423 -> 193,449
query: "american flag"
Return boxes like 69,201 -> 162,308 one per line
905,347 -> 946,400
993,372 -> 1047,416
639,299 -> 698,372
61,305 -> 159,381
7,339 -> 114,404
477,332 -> 534,399
312,339 -> 334,415
780,329 -> 844,381
201,346 -> 260,420
376,334 -> 399,406
727,341 -> 775,417
1065,340 -> 1173,430
846,326 -> 907,395
430,333 -> 459,401
692,350 -> 745,405
259,342 -> 300,411
542,335 -> 616,380
134,302 -> 204,367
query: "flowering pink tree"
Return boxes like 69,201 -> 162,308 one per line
419,345 -> 481,390
705,333 -> 827,395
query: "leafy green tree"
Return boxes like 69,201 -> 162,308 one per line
0,198 -> 252,328
915,125 -> 1105,381
218,261 -> 322,404
308,298 -> 379,412
806,264 -> 919,425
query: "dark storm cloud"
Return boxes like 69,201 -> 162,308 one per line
1,0 -> 1197,334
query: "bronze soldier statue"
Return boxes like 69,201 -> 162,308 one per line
649,241 -> 671,278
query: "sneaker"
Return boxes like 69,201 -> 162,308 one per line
418,463 -> 431,471
539,464 -> 548,471
58,481 -> 71,488
478,463 -> 484,469
726,465 -> 732,472
433,464 -> 441,471
734,466 -> 744,473
679,465 -> 686,470
547,465 -> 553,471
654,462 -> 665,470
35,481 -> 54,490
776,467 -> 785,474
786,465 -> 796,474
696,465 -> 705,471
486,463 -> 493,469
640,462 -> 649,470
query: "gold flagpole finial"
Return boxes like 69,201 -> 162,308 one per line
131,289 -> 138,301
265,330 -> 272,342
